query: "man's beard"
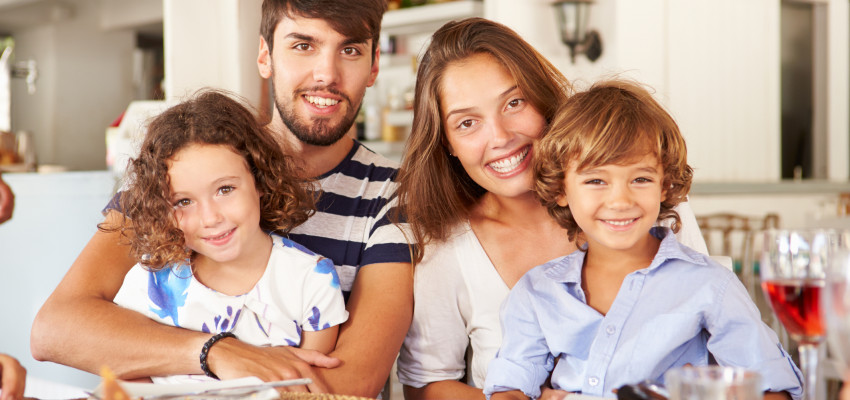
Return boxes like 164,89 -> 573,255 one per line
274,83 -> 360,147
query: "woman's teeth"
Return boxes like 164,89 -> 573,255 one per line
489,147 -> 529,173
305,96 -> 340,108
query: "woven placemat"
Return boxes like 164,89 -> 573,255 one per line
278,393 -> 377,400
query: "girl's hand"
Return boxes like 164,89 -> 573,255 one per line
0,353 -> 26,400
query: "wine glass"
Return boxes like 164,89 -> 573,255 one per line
760,229 -> 835,400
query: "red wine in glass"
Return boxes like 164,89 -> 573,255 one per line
762,278 -> 825,344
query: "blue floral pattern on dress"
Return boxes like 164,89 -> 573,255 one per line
147,264 -> 191,326
314,258 -> 340,289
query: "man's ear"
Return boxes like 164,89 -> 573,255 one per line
257,36 -> 272,79
367,47 -> 380,87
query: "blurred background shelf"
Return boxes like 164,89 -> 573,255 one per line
382,0 -> 484,36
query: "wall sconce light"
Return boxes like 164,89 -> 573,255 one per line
552,0 -> 603,63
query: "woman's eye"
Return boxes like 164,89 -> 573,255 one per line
507,99 -> 523,109
458,119 -> 475,129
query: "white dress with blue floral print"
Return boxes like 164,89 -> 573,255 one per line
114,234 -> 348,383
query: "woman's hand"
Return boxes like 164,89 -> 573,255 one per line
0,353 -> 26,400
539,387 -> 569,400
207,339 -> 341,393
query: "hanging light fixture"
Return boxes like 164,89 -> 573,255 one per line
552,0 -> 603,63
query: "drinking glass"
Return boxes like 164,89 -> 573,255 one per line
665,366 -> 762,400
821,230 -> 850,377
760,229 -> 837,400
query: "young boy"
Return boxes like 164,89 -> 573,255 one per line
482,80 -> 803,400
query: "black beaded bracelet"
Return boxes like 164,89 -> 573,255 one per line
199,331 -> 236,380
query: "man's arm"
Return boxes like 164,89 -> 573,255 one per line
30,211 -> 208,378
315,261 -> 414,397
31,211 -> 338,392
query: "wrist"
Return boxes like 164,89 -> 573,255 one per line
199,331 -> 236,380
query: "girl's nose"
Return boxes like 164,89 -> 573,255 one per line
200,201 -> 223,226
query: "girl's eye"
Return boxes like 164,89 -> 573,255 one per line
173,199 -> 192,208
506,98 -> 523,109
218,186 -> 234,195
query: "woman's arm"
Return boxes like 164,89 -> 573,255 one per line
300,326 -> 339,355
0,173 -> 14,225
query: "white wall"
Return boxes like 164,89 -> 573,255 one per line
10,0 -> 136,171
163,0 -> 262,107
486,0 -> 849,183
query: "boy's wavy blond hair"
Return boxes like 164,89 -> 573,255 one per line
533,79 -> 693,245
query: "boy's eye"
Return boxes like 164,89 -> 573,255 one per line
584,179 -> 604,185
634,177 -> 653,183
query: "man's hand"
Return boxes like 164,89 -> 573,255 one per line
0,353 -> 26,400
207,338 -> 341,393
0,175 -> 14,225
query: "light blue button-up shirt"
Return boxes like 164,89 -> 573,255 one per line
484,228 -> 803,399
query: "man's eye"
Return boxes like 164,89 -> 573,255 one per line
342,47 -> 361,56
294,43 -> 311,51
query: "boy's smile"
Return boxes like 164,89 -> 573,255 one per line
558,154 -> 667,257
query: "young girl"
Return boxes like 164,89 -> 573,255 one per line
107,89 -> 347,383
483,80 -> 802,400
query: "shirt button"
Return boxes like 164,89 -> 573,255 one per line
606,325 -> 616,335
588,377 -> 599,386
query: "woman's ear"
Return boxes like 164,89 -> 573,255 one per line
556,193 -> 568,207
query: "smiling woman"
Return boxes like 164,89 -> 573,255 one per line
393,18 -> 709,400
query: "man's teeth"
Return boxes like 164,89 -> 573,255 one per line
305,96 -> 340,108
606,219 -> 635,226
489,147 -> 529,173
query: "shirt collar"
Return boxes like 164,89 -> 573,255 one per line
543,227 -> 707,283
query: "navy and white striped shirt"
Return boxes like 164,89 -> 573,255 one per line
288,140 -> 411,301
105,140 -> 411,302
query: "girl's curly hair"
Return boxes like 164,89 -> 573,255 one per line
533,79 -> 693,246
101,89 -> 315,270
